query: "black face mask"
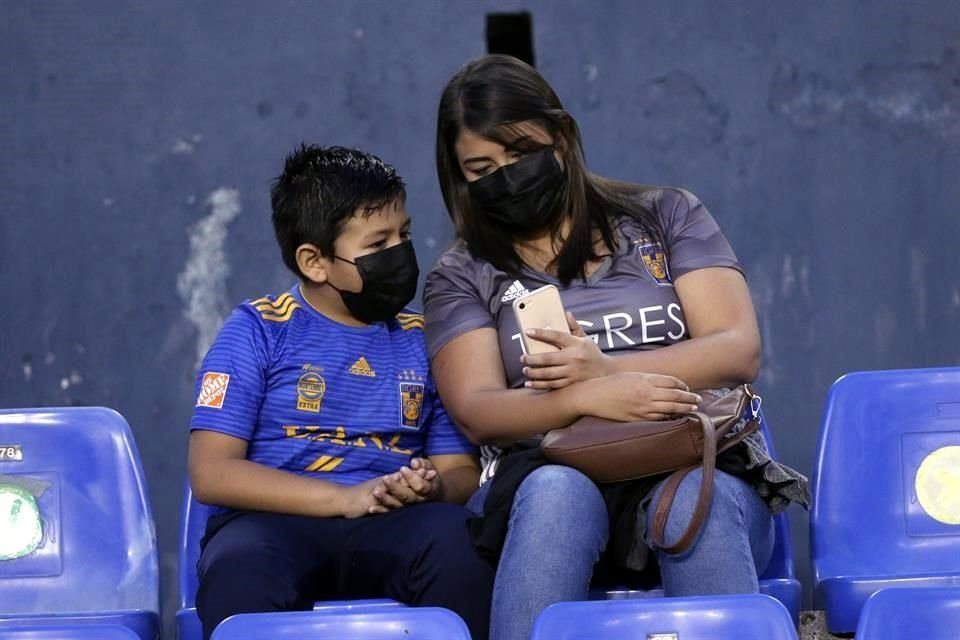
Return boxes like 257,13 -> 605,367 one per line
467,147 -> 565,233
329,241 -> 420,324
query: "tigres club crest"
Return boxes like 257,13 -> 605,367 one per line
397,369 -> 425,429
399,383 -> 424,429
635,238 -> 671,286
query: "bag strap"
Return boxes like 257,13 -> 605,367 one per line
717,415 -> 760,455
651,410 -> 716,554
649,409 -> 761,555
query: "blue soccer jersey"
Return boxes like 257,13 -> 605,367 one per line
190,284 -> 475,486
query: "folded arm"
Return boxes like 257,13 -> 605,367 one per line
522,267 -> 761,391
606,267 -> 761,387
433,328 -> 699,444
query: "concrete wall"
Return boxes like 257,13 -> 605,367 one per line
3,1 -> 958,634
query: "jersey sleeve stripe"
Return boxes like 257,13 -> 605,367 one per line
254,292 -> 293,313
398,318 -> 425,331
260,302 -> 302,322
256,295 -> 296,317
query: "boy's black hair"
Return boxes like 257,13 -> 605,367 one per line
270,144 -> 406,277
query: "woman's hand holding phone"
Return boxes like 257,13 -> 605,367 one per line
514,286 -> 697,412
521,312 -> 614,389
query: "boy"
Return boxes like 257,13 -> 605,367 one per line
188,145 -> 492,640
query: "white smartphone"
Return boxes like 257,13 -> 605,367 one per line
512,284 -> 571,355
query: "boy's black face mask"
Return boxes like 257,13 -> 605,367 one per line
467,146 -> 565,233
330,241 -> 420,324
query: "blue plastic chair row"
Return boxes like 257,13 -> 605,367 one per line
180,586 -> 960,640
202,595 -> 797,640
0,406 -> 803,640
7,366 -> 958,638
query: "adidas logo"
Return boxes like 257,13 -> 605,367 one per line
348,357 -> 376,377
500,280 -> 530,303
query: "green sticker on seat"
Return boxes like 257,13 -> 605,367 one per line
0,484 -> 43,560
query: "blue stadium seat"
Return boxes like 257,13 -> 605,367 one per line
177,483 -> 401,640
0,408 -> 160,640
598,411 -> 802,625
210,608 -> 470,640
856,586 -> 960,639
532,594 -> 798,640
0,624 -> 141,640
811,367 -> 960,634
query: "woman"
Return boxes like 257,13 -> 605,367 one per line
424,55 -> 806,640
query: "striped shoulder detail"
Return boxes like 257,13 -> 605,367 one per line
396,312 -> 425,331
248,292 -> 302,323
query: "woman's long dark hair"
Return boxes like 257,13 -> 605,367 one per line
436,54 -> 665,284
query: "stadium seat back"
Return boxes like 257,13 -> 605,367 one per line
533,594 -> 798,640
856,586 -> 960,640
178,484 -> 212,614
0,623 -> 141,640
210,608 -> 470,640
0,408 -> 160,640
811,367 -> 960,632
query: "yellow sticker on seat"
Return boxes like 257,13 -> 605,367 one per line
915,446 -> 960,525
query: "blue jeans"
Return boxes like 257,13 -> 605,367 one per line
466,464 -> 775,640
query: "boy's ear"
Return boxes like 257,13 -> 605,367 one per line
295,243 -> 331,284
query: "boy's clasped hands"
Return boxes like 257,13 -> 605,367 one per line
343,457 -> 442,518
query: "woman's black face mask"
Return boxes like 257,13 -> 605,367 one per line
467,147 -> 566,234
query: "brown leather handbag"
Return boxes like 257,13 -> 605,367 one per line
540,385 -> 762,554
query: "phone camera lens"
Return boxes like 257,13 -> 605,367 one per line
519,303 -> 526,309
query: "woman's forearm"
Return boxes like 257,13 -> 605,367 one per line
444,383 -> 587,443
607,329 -> 760,390
436,464 -> 481,504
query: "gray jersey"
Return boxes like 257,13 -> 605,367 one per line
423,187 -> 742,480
